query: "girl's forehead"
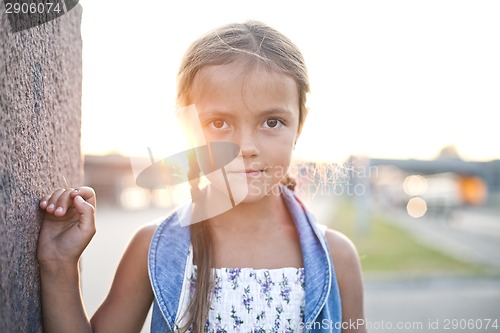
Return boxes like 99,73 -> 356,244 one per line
191,62 -> 299,114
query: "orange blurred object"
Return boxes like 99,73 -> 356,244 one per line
458,176 -> 488,205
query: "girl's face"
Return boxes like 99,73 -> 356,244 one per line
190,61 -> 300,203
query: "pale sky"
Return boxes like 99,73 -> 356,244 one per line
79,0 -> 500,163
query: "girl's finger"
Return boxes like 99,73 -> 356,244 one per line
70,186 -> 96,208
44,189 -> 66,213
73,195 -> 96,235
39,194 -> 52,209
53,188 -> 76,217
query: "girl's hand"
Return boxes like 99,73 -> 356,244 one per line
37,187 -> 96,266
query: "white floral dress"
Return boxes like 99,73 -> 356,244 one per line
175,245 -> 306,333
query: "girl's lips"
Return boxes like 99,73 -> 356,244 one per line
227,170 -> 263,177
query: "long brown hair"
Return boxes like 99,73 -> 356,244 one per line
177,20 -> 310,332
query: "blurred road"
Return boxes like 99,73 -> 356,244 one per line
81,201 -> 500,333
307,195 -> 500,332
373,205 -> 500,271
364,276 -> 500,333
307,194 -> 500,270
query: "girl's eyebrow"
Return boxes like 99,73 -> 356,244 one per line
199,108 -> 293,118
197,110 -> 235,119
259,107 -> 293,117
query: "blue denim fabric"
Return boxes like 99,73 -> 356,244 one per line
148,185 -> 342,332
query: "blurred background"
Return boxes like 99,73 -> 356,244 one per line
78,1 -> 500,332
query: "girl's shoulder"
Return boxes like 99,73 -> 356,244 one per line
322,229 -> 366,331
307,214 -> 365,325
320,226 -> 359,267
132,223 -> 158,249
130,211 -> 174,250
138,210 -> 181,248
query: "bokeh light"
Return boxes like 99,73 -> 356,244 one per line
403,175 -> 428,196
407,197 -> 428,218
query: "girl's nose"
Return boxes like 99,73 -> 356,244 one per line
240,142 -> 259,158
238,131 -> 260,158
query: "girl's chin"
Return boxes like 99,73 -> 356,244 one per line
234,181 -> 282,204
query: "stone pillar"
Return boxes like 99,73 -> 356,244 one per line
0,2 -> 83,331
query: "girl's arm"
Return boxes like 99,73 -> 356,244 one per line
38,187 -> 96,333
325,229 -> 367,333
90,224 -> 155,332
39,258 -> 92,333
38,187 -> 155,333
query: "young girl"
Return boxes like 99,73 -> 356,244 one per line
38,21 -> 366,333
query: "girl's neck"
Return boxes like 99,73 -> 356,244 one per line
203,185 -> 303,269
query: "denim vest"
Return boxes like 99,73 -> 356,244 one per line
148,186 -> 342,332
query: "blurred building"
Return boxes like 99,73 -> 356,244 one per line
84,154 -> 136,206
368,156 -> 500,218
83,154 -> 182,209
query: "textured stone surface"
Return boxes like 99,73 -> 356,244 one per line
0,2 -> 83,331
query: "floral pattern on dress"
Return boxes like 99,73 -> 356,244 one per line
256,270 -> 275,307
242,286 -> 254,313
227,268 -> 242,290
213,275 -> 223,302
181,264 -> 305,333
279,274 -> 291,304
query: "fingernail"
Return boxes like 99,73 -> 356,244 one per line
40,200 -> 47,206
75,195 -> 84,203
73,189 -> 79,193
55,207 -> 63,214
47,204 -> 54,210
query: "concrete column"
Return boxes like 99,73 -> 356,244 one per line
0,2 -> 83,331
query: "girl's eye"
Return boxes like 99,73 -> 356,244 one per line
210,120 -> 229,129
262,118 -> 283,129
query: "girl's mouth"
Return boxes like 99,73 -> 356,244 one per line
227,169 -> 263,177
